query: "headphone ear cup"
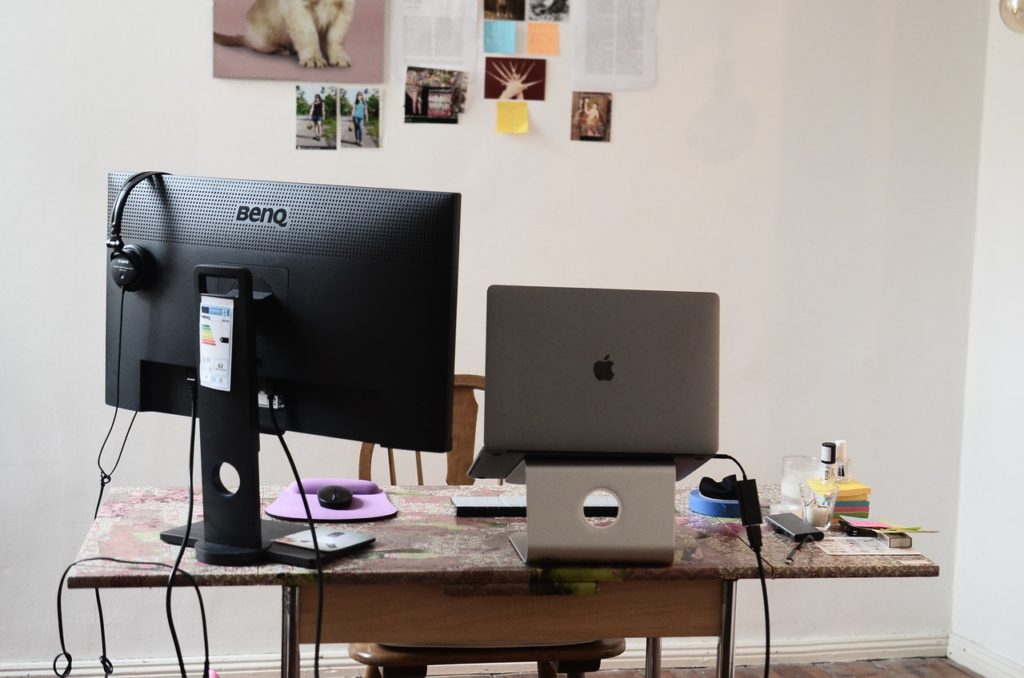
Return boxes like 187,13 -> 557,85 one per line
110,244 -> 151,291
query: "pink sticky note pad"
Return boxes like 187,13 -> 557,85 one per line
839,516 -> 891,529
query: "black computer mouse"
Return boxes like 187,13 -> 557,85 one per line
317,485 -> 353,510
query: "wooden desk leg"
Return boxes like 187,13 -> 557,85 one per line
645,637 -> 662,678
716,580 -> 737,678
282,586 -> 300,678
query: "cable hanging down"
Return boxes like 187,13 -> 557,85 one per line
268,401 -> 326,678
713,452 -> 771,678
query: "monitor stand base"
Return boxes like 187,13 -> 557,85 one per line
160,520 -> 374,568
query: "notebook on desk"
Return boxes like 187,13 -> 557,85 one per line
469,285 -> 720,482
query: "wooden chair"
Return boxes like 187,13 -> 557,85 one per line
357,374 -> 485,487
349,374 -> 626,678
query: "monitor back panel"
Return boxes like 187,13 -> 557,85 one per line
105,172 -> 459,451
484,286 -> 719,456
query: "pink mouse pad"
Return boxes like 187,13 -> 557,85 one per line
265,478 -> 398,522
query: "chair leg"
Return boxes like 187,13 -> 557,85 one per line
556,659 -> 602,677
364,666 -> 382,678
380,666 -> 428,678
537,660 -> 558,678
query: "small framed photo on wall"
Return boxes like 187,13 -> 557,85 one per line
570,92 -> 612,142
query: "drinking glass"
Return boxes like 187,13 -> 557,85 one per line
780,455 -> 819,502
800,479 -> 838,530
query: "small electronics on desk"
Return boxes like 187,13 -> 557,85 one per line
274,526 -> 375,554
839,517 -> 913,548
765,512 -> 824,542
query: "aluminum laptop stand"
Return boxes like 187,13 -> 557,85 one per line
507,457 -> 680,565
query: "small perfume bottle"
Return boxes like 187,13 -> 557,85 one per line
835,439 -> 850,483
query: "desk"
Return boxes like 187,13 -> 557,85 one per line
68,486 -> 938,678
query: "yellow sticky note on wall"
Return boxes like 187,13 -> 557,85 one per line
496,101 -> 529,134
527,23 -> 559,56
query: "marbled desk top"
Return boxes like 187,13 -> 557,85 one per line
66,485 -> 937,591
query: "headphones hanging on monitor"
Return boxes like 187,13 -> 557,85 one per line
107,171 -> 167,291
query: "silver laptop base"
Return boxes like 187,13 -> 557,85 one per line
509,459 -> 677,565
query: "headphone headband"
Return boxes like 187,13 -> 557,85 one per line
107,171 -> 167,291
108,171 -> 167,253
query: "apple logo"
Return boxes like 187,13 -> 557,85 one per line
593,355 -> 615,381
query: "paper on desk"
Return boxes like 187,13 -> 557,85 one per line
815,537 -> 922,557
496,101 -> 529,134
391,0 -> 478,79
572,0 -> 657,90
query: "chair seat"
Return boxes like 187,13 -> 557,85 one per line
376,639 -> 598,649
350,638 -> 625,671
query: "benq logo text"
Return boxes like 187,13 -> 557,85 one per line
236,205 -> 288,228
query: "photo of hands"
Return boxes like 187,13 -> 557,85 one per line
484,57 -> 546,101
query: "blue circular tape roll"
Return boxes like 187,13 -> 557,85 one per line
688,488 -> 741,518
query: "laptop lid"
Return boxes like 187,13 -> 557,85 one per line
483,285 -> 719,457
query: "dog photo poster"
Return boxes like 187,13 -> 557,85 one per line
214,0 -> 385,82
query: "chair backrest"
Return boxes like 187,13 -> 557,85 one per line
357,374 -> 485,486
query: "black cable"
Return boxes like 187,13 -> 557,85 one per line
165,378 -> 205,678
53,558 -> 209,678
75,284 -> 209,677
267,402 -> 324,678
712,452 -> 747,482
93,412 -> 137,519
89,286 -> 131,675
713,452 -> 770,678
785,534 -> 815,565
753,549 -> 770,678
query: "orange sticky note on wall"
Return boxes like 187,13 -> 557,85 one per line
526,23 -> 559,56
496,101 -> 529,134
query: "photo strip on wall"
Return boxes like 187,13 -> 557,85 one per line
339,86 -> 381,148
296,84 -> 338,150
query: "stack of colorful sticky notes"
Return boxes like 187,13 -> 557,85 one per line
834,480 -> 872,519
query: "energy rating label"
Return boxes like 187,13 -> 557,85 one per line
198,296 -> 234,391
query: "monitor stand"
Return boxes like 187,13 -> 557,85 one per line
508,458 -> 677,565
159,265 -> 374,567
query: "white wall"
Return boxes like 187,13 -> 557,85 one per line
951,3 -> 1024,676
0,0 -> 990,671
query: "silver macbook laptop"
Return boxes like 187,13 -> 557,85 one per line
469,285 -> 719,481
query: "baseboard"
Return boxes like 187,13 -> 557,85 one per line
0,634 -> 949,677
948,633 -> 1024,678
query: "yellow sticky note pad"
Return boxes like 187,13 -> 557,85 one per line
496,101 -> 529,134
526,23 -> 560,56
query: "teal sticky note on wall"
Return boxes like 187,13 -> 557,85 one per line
484,21 -> 516,55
